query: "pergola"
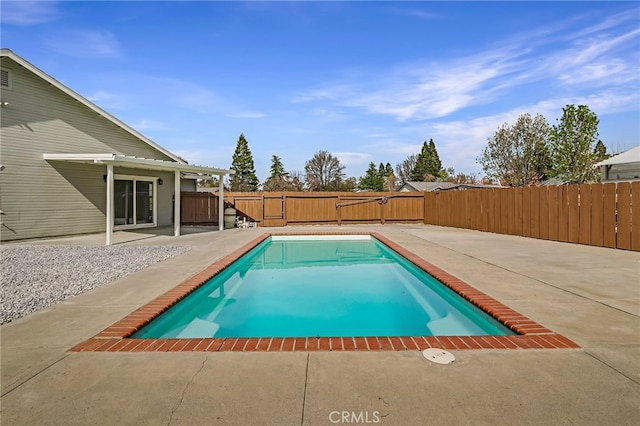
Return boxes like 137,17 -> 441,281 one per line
43,153 -> 234,245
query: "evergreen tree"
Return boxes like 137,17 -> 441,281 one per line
269,155 -> 287,178
384,163 -> 394,177
410,139 -> 442,181
359,162 -> 384,191
593,140 -> 609,162
549,105 -> 600,183
427,139 -> 442,177
263,155 -> 293,191
229,133 -> 259,191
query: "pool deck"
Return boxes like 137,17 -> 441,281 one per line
1,224 -> 639,425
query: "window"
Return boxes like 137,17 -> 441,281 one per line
0,68 -> 11,89
114,176 -> 157,228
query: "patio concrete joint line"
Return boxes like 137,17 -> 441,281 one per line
584,350 -> 640,386
1,354 -> 70,398
166,356 -> 208,426
300,352 -> 310,426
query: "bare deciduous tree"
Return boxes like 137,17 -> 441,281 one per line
304,150 -> 346,191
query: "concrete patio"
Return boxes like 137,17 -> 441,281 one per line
1,224 -> 639,425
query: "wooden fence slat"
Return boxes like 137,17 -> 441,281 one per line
507,188 -> 515,235
539,186 -> 549,240
480,190 -> 490,232
616,182 -> 632,250
602,183 -> 617,248
491,190 -> 499,233
567,185 -> 580,244
522,187 -> 531,238
530,186 -> 540,239
590,183 -> 604,247
557,185 -> 569,242
424,193 -> 435,224
463,192 -> 470,229
548,185 -> 559,242
499,189 -> 508,235
578,184 -> 592,245
514,187 -> 523,236
632,181 -> 640,251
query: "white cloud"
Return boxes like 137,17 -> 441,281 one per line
292,8 -> 639,123
334,152 -> 371,167
130,120 -> 170,131
46,30 -> 122,58
171,147 -> 233,169
175,90 -> 221,113
225,112 -> 267,119
86,90 -> 127,110
1,1 -> 60,26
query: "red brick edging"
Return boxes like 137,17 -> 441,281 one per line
70,232 -> 579,353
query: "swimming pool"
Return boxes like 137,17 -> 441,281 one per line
72,232 -> 579,352
133,235 -> 514,338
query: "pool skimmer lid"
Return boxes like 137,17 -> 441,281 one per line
422,348 -> 455,364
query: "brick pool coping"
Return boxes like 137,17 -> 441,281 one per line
70,232 -> 580,353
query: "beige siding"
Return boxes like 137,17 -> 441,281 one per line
602,164 -> 640,181
181,179 -> 197,192
0,57 -> 179,241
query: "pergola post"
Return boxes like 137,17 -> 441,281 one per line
218,174 -> 224,231
106,164 -> 114,245
174,170 -> 181,237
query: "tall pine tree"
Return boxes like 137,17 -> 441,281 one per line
263,155 -> 292,191
359,162 -> 384,191
410,139 -> 442,181
229,133 -> 259,191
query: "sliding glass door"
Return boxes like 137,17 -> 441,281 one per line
114,176 -> 157,228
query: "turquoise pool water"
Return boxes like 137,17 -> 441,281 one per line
133,235 -> 514,338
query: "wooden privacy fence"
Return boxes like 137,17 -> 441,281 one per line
181,192 -> 222,225
182,182 -> 638,251
221,192 -> 426,228
424,181 -> 639,251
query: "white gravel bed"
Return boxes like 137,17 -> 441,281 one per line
0,245 -> 192,325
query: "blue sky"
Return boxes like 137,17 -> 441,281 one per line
2,1 -> 639,183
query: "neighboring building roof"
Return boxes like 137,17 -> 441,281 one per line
0,48 -> 184,165
595,146 -> 640,167
399,182 -> 458,192
398,181 -> 501,192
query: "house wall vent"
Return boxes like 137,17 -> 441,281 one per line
0,69 -> 11,89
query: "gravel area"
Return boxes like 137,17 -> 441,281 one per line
0,245 -> 192,325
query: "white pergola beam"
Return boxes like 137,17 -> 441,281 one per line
174,170 -> 181,237
106,164 -> 114,246
218,174 -> 224,231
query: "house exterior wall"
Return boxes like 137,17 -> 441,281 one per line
600,164 -> 640,182
180,179 -> 197,191
0,56 -> 178,241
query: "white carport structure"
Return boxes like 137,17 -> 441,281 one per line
595,146 -> 640,182
43,153 -> 234,245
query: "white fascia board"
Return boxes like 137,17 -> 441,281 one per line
182,173 -> 217,180
43,153 -> 234,176
43,153 -> 116,162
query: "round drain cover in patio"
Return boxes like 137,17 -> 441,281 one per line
422,348 -> 455,364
